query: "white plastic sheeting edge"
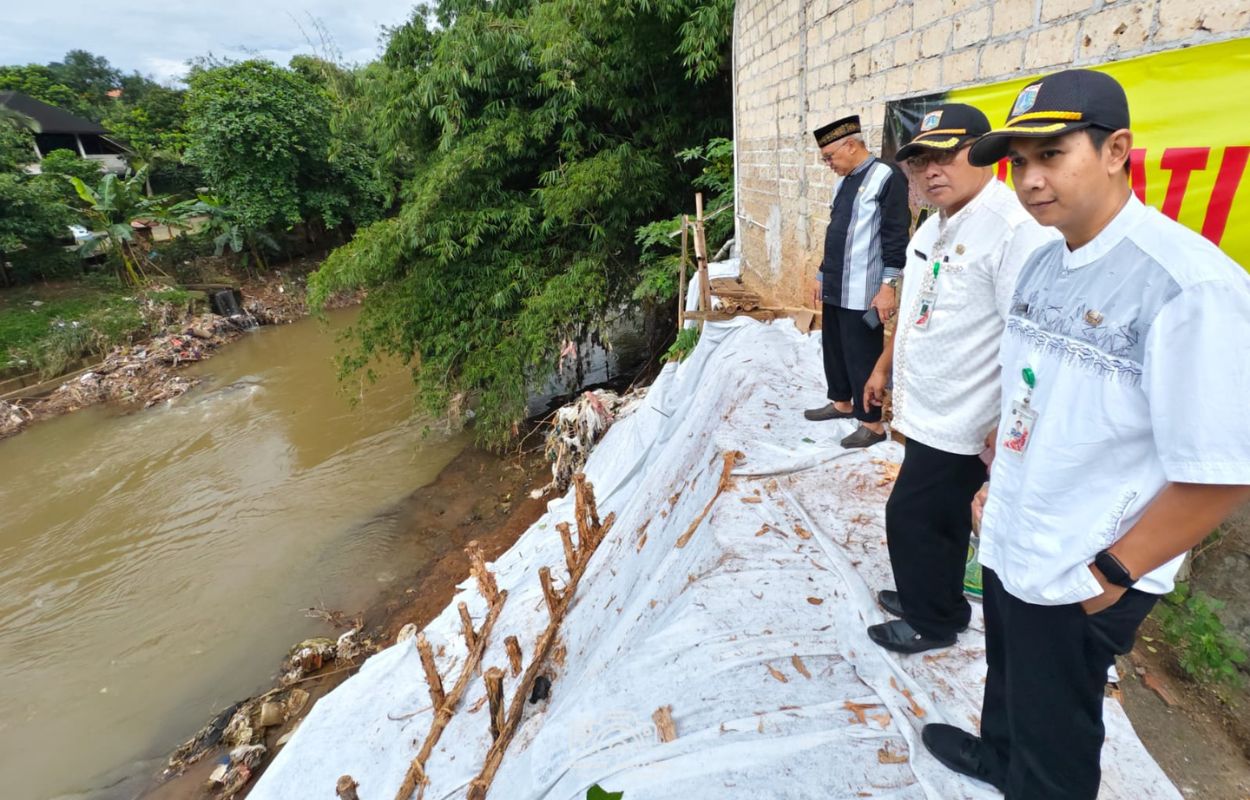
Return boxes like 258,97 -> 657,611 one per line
252,317 -> 1181,800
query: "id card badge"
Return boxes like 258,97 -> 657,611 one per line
913,290 -> 937,328
1001,399 -> 1037,457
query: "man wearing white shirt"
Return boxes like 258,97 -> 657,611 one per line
921,69 -> 1250,799
862,104 -> 1057,655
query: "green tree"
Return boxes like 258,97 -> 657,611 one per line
309,0 -> 733,444
184,60 -> 383,241
0,64 -> 87,118
47,50 -> 122,111
0,121 -> 77,285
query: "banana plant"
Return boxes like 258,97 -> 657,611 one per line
171,193 -> 279,275
67,168 -> 175,285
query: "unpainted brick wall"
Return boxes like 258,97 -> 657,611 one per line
733,0 -> 1250,305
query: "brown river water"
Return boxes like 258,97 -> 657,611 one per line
0,308 -> 470,799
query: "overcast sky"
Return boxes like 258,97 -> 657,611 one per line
2,1 -> 420,84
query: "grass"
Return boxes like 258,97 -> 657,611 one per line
0,275 -> 145,378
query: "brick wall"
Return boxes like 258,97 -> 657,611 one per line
733,0 -> 1250,305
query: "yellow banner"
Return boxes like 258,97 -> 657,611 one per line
950,38 -> 1250,270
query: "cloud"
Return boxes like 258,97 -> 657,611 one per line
3,1 -> 418,81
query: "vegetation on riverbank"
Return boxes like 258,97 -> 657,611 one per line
4,4 -> 735,446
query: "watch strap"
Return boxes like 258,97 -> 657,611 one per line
1094,550 -> 1136,589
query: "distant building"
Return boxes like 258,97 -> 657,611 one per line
0,90 -> 128,174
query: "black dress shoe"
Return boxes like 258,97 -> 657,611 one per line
878,589 -> 904,618
921,723 -> 1006,791
804,402 -> 854,421
840,425 -> 887,449
866,619 -> 956,654
878,590 -> 970,632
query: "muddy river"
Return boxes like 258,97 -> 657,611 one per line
0,308 -> 469,799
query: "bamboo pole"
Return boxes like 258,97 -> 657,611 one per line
483,667 -> 506,740
677,215 -> 690,331
416,633 -> 445,709
693,193 -> 713,333
504,636 -> 523,678
556,522 -> 578,576
337,775 -> 361,800
465,481 -> 612,800
393,590 -> 508,800
466,541 -> 500,606
538,567 -> 561,618
458,602 -> 477,651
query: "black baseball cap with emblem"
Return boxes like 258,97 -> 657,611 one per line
968,68 -> 1130,167
813,115 -> 861,148
894,103 -> 990,161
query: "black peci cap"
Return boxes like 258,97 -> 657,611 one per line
968,69 -> 1130,166
894,103 -> 991,161
813,115 -> 861,147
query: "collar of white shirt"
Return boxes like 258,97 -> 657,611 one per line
1061,193 -> 1147,271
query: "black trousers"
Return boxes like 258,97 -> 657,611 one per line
885,437 -> 987,638
980,568 -> 1158,799
821,303 -> 883,423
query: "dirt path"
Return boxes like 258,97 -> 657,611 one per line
1118,631 -> 1250,799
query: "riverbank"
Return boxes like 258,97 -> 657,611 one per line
0,257 -> 357,440
143,439 -> 555,799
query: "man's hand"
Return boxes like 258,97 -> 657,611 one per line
864,366 -> 889,413
811,276 -> 823,309
871,284 -> 897,322
1081,565 -> 1128,615
971,482 -> 989,533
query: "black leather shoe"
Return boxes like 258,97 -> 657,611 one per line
878,589 -> 904,618
921,723 -> 1006,791
804,402 -> 854,421
840,425 -> 887,449
866,619 -> 956,654
878,590 -> 970,632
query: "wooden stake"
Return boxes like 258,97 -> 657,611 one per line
504,636 -> 523,678
458,601 -> 477,652
653,705 -> 677,743
416,633 -> 445,709
556,521 -> 578,576
483,667 -> 506,740
539,566 -> 562,618
336,775 -> 361,800
393,590 -> 508,800
573,473 -> 601,550
694,193 -> 712,332
466,540 -> 499,606
678,215 -> 690,331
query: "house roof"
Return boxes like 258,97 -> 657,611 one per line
0,91 -> 107,135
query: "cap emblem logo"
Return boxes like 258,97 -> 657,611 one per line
921,110 -> 943,132
1012,83 -> 1042,117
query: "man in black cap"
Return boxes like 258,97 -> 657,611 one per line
804,115 -> 909,449
921,69 -> 1250,799
861,103 -> 1055,655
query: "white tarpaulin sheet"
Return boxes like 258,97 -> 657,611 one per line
253,316 -> 1181,800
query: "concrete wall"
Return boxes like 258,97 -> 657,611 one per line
733,0 -> 1250,305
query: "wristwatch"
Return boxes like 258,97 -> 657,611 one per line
1094,549 -> 1136,588
882,277 -> 899,289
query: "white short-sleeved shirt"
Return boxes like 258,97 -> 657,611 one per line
980,195 -> 1250,605
893,179 -> 1058,455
